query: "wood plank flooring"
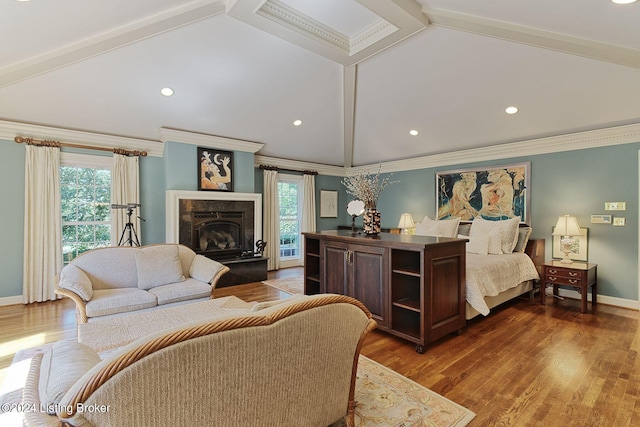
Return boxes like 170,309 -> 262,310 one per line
2,268 -> 640,426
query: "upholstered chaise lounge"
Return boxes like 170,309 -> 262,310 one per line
23,294 -> 377,427
55,244 -> 229,323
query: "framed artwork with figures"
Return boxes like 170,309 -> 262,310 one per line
436,162 -> 530,223
198,147 -> 233,192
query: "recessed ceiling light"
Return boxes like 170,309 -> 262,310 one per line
160,87 -> 174,97
505,106 -> 519,115
612,0 -> 637,4
409,130 -> 419,136
293,119 -> 303,126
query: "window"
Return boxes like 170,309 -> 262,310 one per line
60,153 -> 112,265
278,174 -> 302,266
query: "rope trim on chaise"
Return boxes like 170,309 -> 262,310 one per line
60,294 -> 376,425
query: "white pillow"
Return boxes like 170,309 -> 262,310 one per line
415,216 -> 461,238
469,224 -> 503,254
58,264 -> 93,301
39,341 -> 101,411
459,233 -> 489,255
471,217 -> 520,254
135,245 -> 185,290
189,254 -> 225,284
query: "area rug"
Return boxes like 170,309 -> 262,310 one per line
262,276 -> 304,295
1,344 -> 474,427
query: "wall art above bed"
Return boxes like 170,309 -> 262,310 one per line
436,162 -> 530,223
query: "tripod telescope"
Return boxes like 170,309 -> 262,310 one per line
111,203 -> 143,246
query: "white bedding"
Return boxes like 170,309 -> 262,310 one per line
465,252 -> 540,316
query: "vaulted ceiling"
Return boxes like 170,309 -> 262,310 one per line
1,0 -> 639,167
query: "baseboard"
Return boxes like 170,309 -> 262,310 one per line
554,289 -> 639,310
0,295 -> 23,307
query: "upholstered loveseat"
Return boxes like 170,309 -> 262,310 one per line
55,244 -> 229,323
23,294 -> 376,427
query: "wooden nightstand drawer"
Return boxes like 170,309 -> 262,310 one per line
541,261 -> 597,313
545,274 -> 582,286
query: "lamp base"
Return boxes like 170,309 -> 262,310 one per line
559,238 -> 574,264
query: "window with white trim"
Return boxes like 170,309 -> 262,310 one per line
60,153 -> 112,265
278,174 -> 302,266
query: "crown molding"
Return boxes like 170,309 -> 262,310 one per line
159,128 -> 264,153
0,120 -> 164,157
254,155 -> 345,177
228,0 -> 428,66
352,122 -> 640,174
424,8 -> 640,70
0,0 -> 226,88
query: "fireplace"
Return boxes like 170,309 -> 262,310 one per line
166,191 -> 263,260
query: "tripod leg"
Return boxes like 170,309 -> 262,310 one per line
131,223 -> 140,246
118,224 -> 128,246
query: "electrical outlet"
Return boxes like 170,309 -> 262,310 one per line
613,217 -> 626,226
605,202 -> 626,211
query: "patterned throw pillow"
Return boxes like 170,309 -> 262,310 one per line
415,216 -> 461,238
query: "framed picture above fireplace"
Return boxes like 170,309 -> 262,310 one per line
198,147 -> 233,192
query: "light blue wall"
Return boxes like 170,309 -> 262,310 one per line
375,143 -> 640,301
0,141 -> 25,298
0,138 -> 256,299
1,136 -> 638,301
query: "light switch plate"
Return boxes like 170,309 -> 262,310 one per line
613,217 -> 626,226
605,202 -> 626,211
591,214 -> 612,224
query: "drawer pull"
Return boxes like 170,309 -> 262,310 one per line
549,269 -> 557,274
569,279 -> 578,284
569,272 -> 578,277
548,276 -> 557,281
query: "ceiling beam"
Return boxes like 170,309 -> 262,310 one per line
0,0 -> 226,88
424,8 -> 640,70
343,65 -> 357,168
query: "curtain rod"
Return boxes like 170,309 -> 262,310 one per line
14,136 -> 147,157
259,164 -> 317,175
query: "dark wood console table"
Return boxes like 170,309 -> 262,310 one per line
303,230 -> 467,353
216,256 -> 268,288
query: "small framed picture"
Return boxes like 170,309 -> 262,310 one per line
320,190 -> 338,218
198,147 -> 233,192
552,227 -> 588,261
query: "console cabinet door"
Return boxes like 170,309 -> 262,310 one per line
321,241 -> 388,328
321,242 -> 349,295
349,244 -> 388,328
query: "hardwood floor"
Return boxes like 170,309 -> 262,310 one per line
2,268 -> 640,426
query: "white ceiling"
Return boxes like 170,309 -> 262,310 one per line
1,0 -> 639,167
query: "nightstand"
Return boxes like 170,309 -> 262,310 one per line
541,261 -> 597,313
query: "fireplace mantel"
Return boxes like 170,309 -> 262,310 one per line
166,190 -> 262,245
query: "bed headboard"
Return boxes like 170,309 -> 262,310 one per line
524,238 -> 545,277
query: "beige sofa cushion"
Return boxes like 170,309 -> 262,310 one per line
58,264 -> 93,301
148,278 -> 212,305
86,288 -> 157,318
38,341 -> 101,411
135,245 -> 185,290
189,255 -> 225,284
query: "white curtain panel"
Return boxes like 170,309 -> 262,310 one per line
263,169 -> 280,271
111,154 -> 140,246
23,145 -> 62,303
301,173 -> 317,256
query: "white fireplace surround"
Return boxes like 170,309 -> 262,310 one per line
165,190 -> 262,245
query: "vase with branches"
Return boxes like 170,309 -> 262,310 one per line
341,166 -> 397,235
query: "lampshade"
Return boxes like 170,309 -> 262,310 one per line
398,213 -> 415,234
552,215 -> 581,236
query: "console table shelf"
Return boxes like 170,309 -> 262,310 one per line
303,230 -> 466,353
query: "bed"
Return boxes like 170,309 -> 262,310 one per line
415,216 -> 545,321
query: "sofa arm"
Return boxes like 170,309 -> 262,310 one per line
189,255 -> 230,288
55,286 -> 89,324
22,353 -> 63,427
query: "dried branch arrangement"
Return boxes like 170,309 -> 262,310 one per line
341,165 -> 398,208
